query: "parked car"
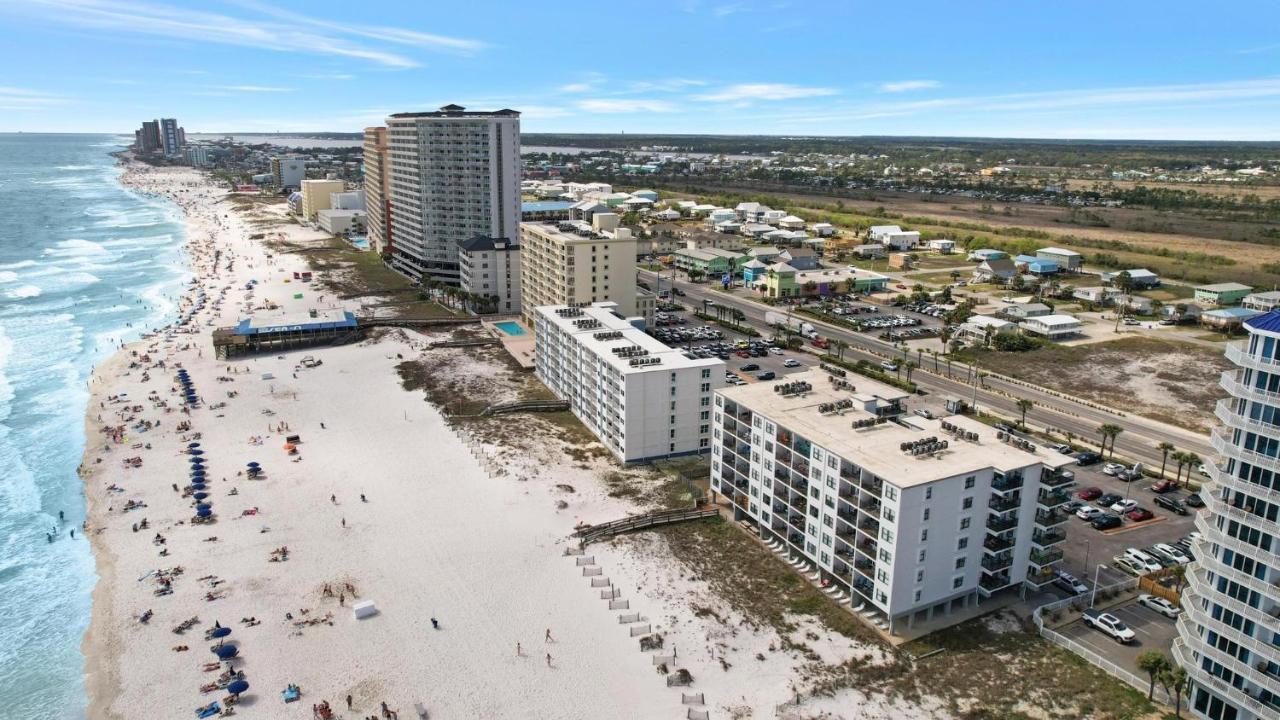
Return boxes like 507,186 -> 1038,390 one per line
913,409 -> 934,419
1092,514 -> 1123,530
738,363 -> 760,372
1138,594 -> 1183,618
1098,493 -> 1123,508
1110,499 -> 1139,514
1054,571 -> 1088,595
1153,496 -> 1187,515
769,347 -> 784,355
1150,480 -> 1178,493
1064,499 -> 1086,514
1125,507 -> 1154,522
1077,487 -> 1102,501
1050,443 -> 1073,454
756,371 -> 776,381
880,361 -> 898,372
1124,548 -> 1164,573
1083,609 -> 1136,643
1102,463 -> 1125,476
1112,556 -> 1145,576
1075,451 -> 1102,466
1151,543 -> 1191,565
782,359 -> 801,368
1184,493 -> 1204,508
1118,468 -> 1143,482
1076,505 -> 1105,521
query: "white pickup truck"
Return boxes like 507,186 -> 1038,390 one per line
1083,609 -> 1136,644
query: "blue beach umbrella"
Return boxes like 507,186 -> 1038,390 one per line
190,471 -> 206,479
209,626 -> 231,639
196,508 -> 212,518
188,442 -> 201,448
246,462 -> 260,468
193,492 -> 208,500
226,680 -> 249,696
214,645 -> 237,659
190,449 -> 204,456
195,502 -> 211,511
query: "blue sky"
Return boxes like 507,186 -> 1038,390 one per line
3,0 -> 1280,140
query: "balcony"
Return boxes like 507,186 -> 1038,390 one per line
1037,490 -> 1070,510
981,554 -> 1013,572
1029,548 -> 1064,567
858,518 -> 880,536
986,515 -> 1018,534
1225,340 -> 1280,371
991,474 -> 1024,493
1034,509 -> 1067,527
1221,369 -> 1280,406
1212,427 -> 1280,474
859,496 -> 881,513
984,534 -> 1014,553
1205,460 -> 1280,506
1173,637 -> 1279,718
1040,471 -> 1074,490
979,573 -> 1014,596
988,495 -> 1020,513
1025,567 -> 1057,587
1032,528 -> 1066,547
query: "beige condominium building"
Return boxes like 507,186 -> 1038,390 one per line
713,367 -> 1075,636
362,127 -> 391,255
384,105 -> 521,285
519,214 -> 639,328
299,179 -> 345,222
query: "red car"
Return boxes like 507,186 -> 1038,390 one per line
1077,487 -> 1102,500
1149,480 -> 1177,493
1125,508 -> 1154,522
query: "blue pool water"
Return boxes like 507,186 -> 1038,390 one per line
0,133 -> 189,718
495,321 -> 526,336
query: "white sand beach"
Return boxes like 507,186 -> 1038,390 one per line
79,164 -> 925,720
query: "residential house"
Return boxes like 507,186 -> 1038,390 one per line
1035,247 -> 1082,272
958,315 -> 1017,343
742,223 -> 776,239
1013,255 -> 1058,275
1200,307 -> 1264,330
999,302 -> 1052,320
810,222 -> 835,237
1019,315 -> 1083,340
868,225 -> 903,242
747,246 -> 783,264
741,259 -> 770,284
570,200 -> 610,222
779,247 -> 820,271
778,215 -> 806,230
967,248 -> 1008,262
851,244 -> 887,259
879,230 -> 920,250
652,208 -> 682,222
973,257 -> 1018,284
1101,268 -> 1160,289
1242,290 -> 1280,312
928,239 -> 956,254
1072,286 -> 1122,305
1194,282 -> 1253,307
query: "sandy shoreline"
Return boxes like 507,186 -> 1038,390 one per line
76,162 -> 919,720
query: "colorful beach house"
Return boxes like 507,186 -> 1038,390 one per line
760,265 -> 889,298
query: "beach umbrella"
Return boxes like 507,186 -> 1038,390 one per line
190,449 -> 204,456
193,492 -> 208,500
195,503 -> 211,511
196,508 -> 212,518
188,442 -> 201,448
226,680 -> 249,696
209,626 -> 231,639
190,470 -> 206,478
214,645 -> 238,659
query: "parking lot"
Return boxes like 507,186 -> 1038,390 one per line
649,307 -> 814,385
805,299 -> 944,342
1039,454 -> 1202,598
1058,597 -> 1181,671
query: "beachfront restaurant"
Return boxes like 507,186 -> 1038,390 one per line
213,310 -> 359,359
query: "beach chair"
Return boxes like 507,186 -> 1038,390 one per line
281,686 -> 300,703
195,701 -> 221,718
414,702 -> 429,718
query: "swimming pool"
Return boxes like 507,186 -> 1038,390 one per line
495,321 -> 526,336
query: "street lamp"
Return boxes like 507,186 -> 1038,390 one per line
1081,538 -> 1091,586
1089,564 -> 1108,608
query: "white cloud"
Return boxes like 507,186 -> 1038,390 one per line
215,85 -> 294,93
12,0 -> 486,68
303,73 -> 354,81
695,83 -> 838,102
575,98 -> 677,113
0,87 -> 65,111
624,78 -> 707,93
517,105 -> 571,119
558,83 -> 594,93
878,80 -> 940,93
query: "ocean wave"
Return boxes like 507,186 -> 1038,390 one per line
4,285 -> 41,299
0,260 -> 37,270
55,165 -> 97,171
0,271 -> 17,283
42,239 -> 109,258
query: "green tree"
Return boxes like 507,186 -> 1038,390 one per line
1016,399 -> 1034,428
1157,442 -> 1175,480
1172,451 -> 1189,486
1136,651 -> 1171,701
1097,423 -> 1123,457
1182,452 -> 1202,487
904,361 -> 918,384
1160,666 -> 1190,718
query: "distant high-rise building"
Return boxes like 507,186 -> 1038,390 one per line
1174,309 -> 1280,720
361,127 -> 391,255
270,155 -> 306,190
184,145 -> 211,167
137,120 -> 161,153
159,118 -> 182,155
384,104 -> 521,284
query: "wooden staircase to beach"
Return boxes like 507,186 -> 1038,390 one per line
573,507 -> 720,546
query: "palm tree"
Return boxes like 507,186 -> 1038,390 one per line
831,338 -> 848,361
1182,452 -> 1202,487
1157,441 -> 1175,480
904,361 -> 918,384
1160,666 -> 1190,718
1171,451 -> 1189,486
1136,651 -> 1171,701
1016,399 -> 1034,429
1097,423 -> 1122,457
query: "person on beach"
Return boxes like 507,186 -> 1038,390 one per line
545,653 -> 552,667
516,642 -> 521,656
545,628 -> 553,642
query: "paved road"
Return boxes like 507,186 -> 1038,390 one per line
640,270 -> 1213,469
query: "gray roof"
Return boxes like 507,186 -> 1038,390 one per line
457,236 -> 518,252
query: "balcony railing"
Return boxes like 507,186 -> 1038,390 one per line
1034,509 -> 1067,527
991,475 -> 1024,493
1032,528 -> 1066,547
979,573 -> 1013,594
1029,548 -> 1064,566
1040,471 -> 1074,489
984,535 -> 1014,553
1037,490 -> 1070,509
988,495 -> 1020,513
986,515 -> 1018,533
982,554 -> 1013,572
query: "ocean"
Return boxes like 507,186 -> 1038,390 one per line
0,134 -> 190,719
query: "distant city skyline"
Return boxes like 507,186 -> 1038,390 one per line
3,1 -> 1280,140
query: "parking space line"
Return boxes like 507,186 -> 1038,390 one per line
1100,516 -> 1166,535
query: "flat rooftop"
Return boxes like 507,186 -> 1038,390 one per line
536,303 -> 721,375
235,309 -> 356,335
719,369 -> 1072,486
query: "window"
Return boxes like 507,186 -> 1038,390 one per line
962,497 -> 973,510
915,569 -> 924,583
883,507 -> 896,522
920,529 -> 928,542
918,549 -> 926,562
914,590 -> 922,603
960,518 -> 971,530
922,508 -> 930,521
885,486 -> 898,501
957,537 -> 968,550
953,576 -> 964,589
955,558 -> 966,570
964,476 -> 976,489
925,487 -> 932,499
701,369 -> 711,379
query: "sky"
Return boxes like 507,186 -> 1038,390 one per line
2,0 -> 1280,140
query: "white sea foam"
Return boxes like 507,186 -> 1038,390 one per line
5,285 -> 41,299
55,165 -> 97,171
42,239 -> 109,259
0,271 -> 17,283
0,260 -> 37,270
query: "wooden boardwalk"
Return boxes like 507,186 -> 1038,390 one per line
573,507 -> 719,546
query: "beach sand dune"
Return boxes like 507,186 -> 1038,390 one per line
80,164 -> 920,720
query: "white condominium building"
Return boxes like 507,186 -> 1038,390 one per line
362,127 -> 390,255
457,236 -> 520,314
519,218 -> 638,328
1175,310 -> 1280,720
712,367 -> 1074,635
534,303 -> 723,463
384,105 -> 521,285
